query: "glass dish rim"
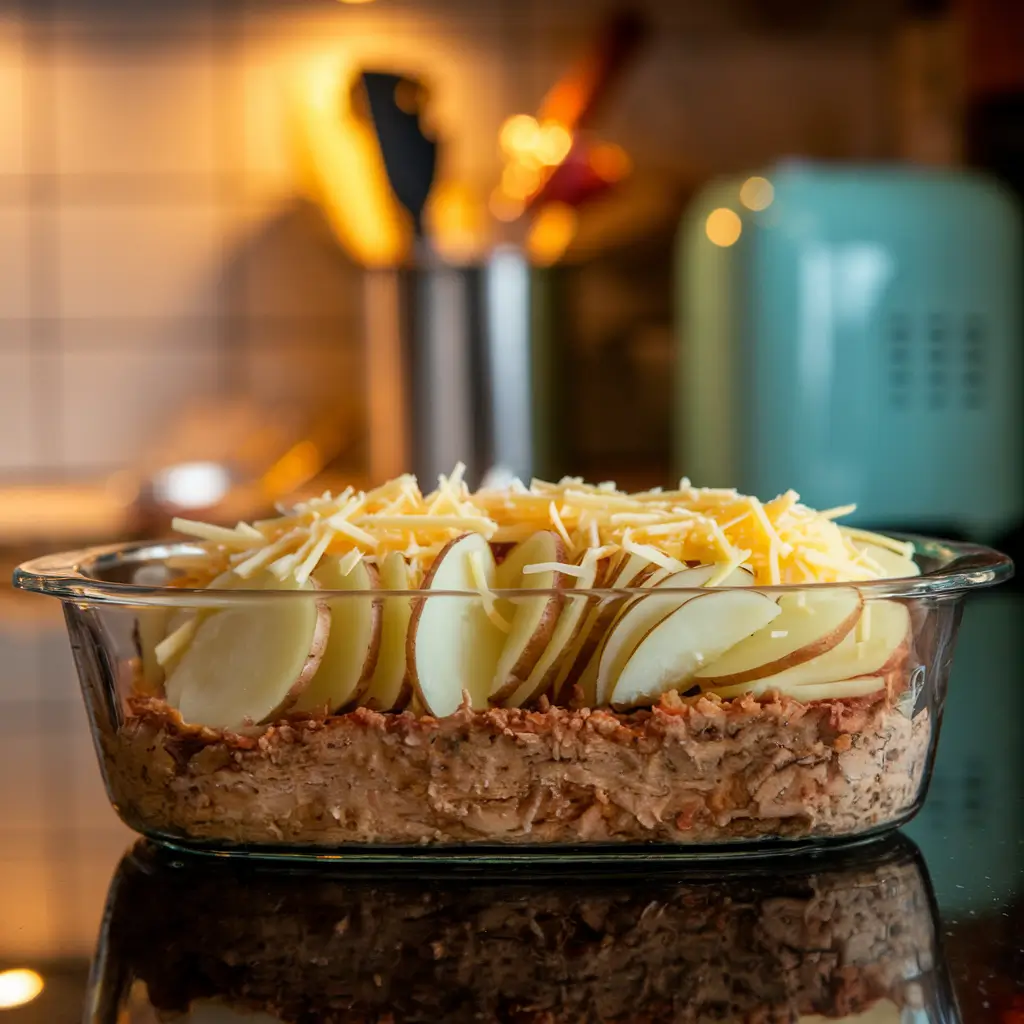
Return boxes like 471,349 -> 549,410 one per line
12,533 -> 1014,607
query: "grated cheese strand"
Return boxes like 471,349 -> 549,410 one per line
467,551 -> 511,632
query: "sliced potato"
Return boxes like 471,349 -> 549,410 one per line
170,570 -> 330,729
856,541 -> 921,578
407,533 -> 507,717
610,589 -> 781,709
595,564 -> 754,705
551,552 -> 658,704
489,531 -> 569,703
501,552 -> 603,708
161,569 -> 244,705
706,599 -> 911,699
292,556 -> 381,715
695,587 -> 863,687
362,551 -> 414,712
133,607 -> 173,696
788,676 -> 885,701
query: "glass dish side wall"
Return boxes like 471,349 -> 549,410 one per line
62,585 -> 964,855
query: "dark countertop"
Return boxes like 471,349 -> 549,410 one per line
0,592 -> 1021,1023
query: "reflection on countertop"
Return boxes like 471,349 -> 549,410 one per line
93,834 -> 949,1023
0,584 -> 1019,1021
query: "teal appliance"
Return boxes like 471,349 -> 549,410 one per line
676,163 -> 1023,541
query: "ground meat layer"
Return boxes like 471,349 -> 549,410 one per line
103,838 -> 939,1023
102,690 -> 932,847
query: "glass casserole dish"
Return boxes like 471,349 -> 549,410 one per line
13,473 -> 1013,857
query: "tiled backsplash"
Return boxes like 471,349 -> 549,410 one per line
0,0 -> 894,479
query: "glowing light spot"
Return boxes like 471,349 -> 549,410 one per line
740,176 -> 774,211
527,203 -> 577,266
501,162 -> 542,201
705,208 -> 742,247
590,143 -> 631,182
0,969 -> 44,1010
151,461 -> 231,510
536,121 -> 573,166
499,114 -> 541,156
426,181 -> 487,263
489,187 -> 524,223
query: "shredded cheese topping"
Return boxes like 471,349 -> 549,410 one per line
171,463 -> 910,590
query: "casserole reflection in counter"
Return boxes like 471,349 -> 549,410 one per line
88,834 -> 954,1023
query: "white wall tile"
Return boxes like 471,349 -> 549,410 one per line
228,197 -> 359,320
0,19 -> 27,180
0,344 -> 40,471
52,41 -> 218,178
0,734 -> 47,831
0,206 -> 31,319
0,854 -> 58,959
235,49 -> 297,197
57,346 -> 222,468
60,316 -> 220,352
245,326 -> 363,411
56,205 -> 224,319
52,0 -> 215,34
0,625 -> 39,705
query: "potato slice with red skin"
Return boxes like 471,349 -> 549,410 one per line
594,564 -> 754,705
169,570 -> 330,729
792,676 -> 886,701
500,550 -> 606,708
705,599 -> 911,699
489,531 -> 570,703
694,587 -> 863,688
407,533 -> 507,717
292,557 -> 381,715
610,589 -> 781,709
551,552 -> 659,704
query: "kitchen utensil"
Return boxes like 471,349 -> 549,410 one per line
359,72 -> 438,237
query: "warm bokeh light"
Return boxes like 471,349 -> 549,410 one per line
705,207 -> 742,247
337,0 -> 376,5
291,57 -> 410,267
260,440 -> 322,502
527,203 -> 578,265
0,969 -> 44,1010
501,162 -> 542,201
499,114 -> 541,156
590,142 -> 632,182
426,181 -> 488,262
740,175 -> 774,211
489,187 -> 525,223
536,121 -> 573,166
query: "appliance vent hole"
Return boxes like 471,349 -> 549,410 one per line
962,314 -> 987,410
886,312 -> 912,409
926,314 -> 949,410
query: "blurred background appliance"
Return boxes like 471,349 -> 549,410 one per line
676,162 -> 1024,542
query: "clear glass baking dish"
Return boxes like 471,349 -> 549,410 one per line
14,534 -> 1012,859
89,833 -> 955,1023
